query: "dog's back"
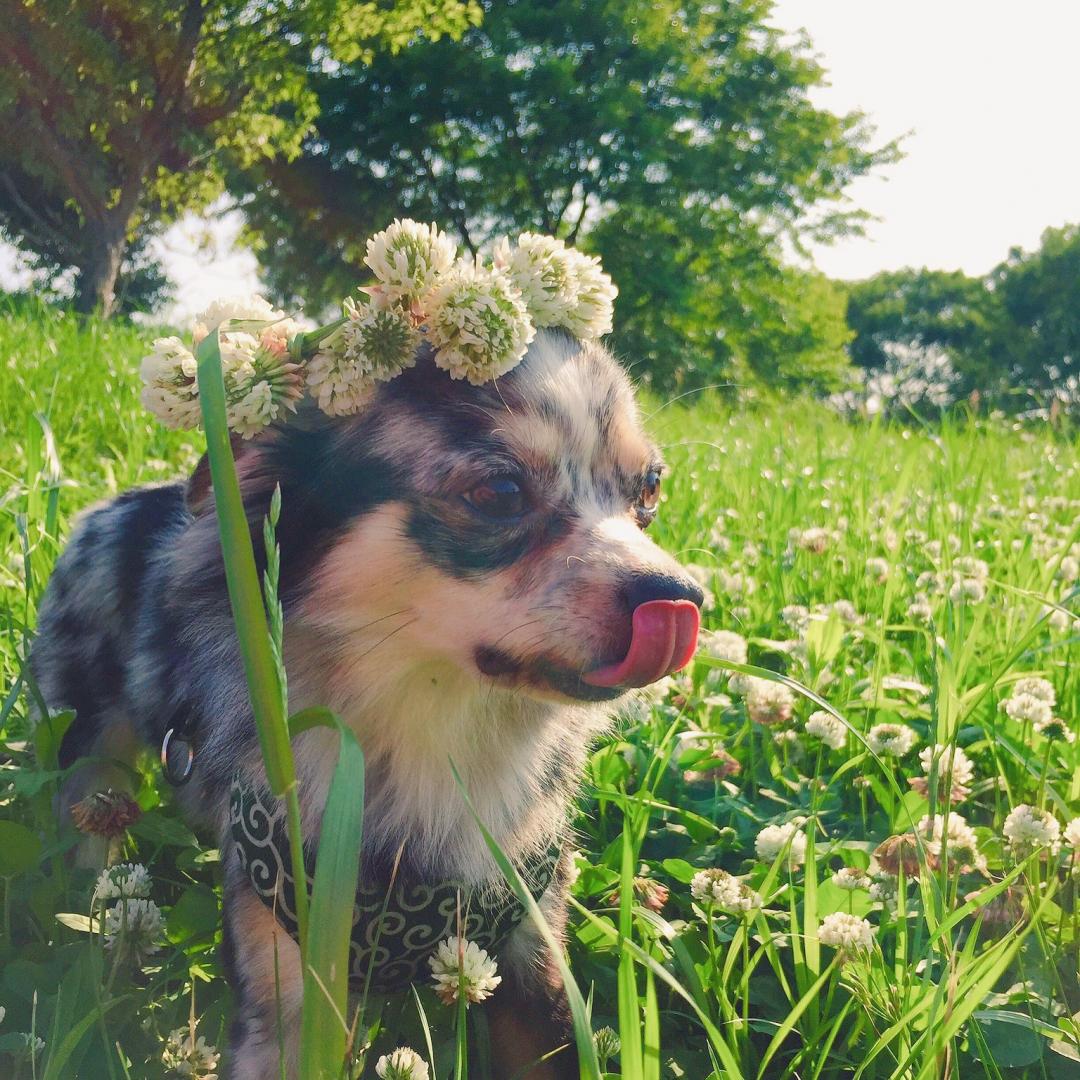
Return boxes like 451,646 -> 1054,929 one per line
31,484 -> 189,771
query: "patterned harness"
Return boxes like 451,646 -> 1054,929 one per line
228,776 -> 560,992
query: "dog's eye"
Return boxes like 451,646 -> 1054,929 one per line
640,469 -> 662,512
464,476 -> 527,519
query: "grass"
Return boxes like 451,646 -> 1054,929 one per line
1,298 -> 1079,1078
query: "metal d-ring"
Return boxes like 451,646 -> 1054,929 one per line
161,727 -> 195,786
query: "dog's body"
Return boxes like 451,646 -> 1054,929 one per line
31,330 -> 703,1077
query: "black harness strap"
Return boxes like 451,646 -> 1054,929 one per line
228,774 -> 561,992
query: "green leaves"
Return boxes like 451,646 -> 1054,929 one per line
297,711 -> 365,1080
197,328 -> 367,1078
0,820 -> 43,876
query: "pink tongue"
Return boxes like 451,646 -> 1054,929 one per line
583,599 -> 701,688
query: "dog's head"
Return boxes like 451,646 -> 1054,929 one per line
190,330 -> 702,708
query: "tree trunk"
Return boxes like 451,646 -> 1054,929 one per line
73,226 -> 126,317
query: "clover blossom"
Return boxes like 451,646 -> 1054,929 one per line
493,232 -> 581,329
690,868 -> 762,913
104,897 -> 164,965
1003,804 -> 1061,858
365,218 -> 457,304
375,1047 -> 430,1080
162,1025 -> 220,1079
94,863 -> 151,902
306,297 -> 421,416
426,259 -> 535,384
805,710 -> 846,750
866,722 -> 918,758
818,912 -> 875,954
428,936 -> 502,1006
755,821 -> 807,868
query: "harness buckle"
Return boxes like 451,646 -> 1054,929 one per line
161,727 -> 195,786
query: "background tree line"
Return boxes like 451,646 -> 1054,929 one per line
2,0 -> 1077,405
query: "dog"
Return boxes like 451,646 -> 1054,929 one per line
30,328 -> 704,1078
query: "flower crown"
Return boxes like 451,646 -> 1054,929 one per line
141,220 -> 618,438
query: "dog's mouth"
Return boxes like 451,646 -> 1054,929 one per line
475,599 -> 701,702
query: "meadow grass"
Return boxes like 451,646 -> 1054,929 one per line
1,301 -> 1078,1078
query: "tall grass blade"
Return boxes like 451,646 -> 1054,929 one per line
449,760 -> 603,1080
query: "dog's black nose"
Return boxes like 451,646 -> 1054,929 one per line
623,571 -> 705,611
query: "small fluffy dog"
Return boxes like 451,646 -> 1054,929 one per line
31,329 -> 703,1078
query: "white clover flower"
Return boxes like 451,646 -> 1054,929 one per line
375,1047 -> 430,1080
426,260 -> 535,384
1002,693 -> 1053,726
1047,606 -> 1075,632
832,867 -> 871,891
226,379 -> 276,439
493,232 -> 581,329
194,294 -> 284,338
755,821 -> 807,868
740,676 -> 794,727
594,1026 -> 621,1062
949,576 -> 986,604
428,936 -> 502,1006
94,863 -> 151,902
795,527 -> 832,553
213,328 -> 304,438
702,629 -> 748,666
1003,804 -> 1061,857
162,1026 -> 220,1079
306,297 -> 421,416
865,557 -> 890,583
866,723 -> 918,758
805,710 -> 846,751
690,868 -> 761,913
781,604 -> 810,631
907,594 -> 934,622
868,874 -> 897,905
1064,818 -> 1080,850
19,1033 -> 45,1058
364,219 -> 457,303
917,812 -> 986,873
103,898 -> 163,964
140,337 -> 202,430
719,569 -> 756,598
560,247 -> 618,340
1011,677 -> 1056,707
1058,555 -> 1080,582
919,744 -> 975,789
1034,714 -> 1075,743
828,599 -> 861,624
954,555 -> 989,579
818,912 -> 875,952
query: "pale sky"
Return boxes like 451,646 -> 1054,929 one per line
771,0 -> 1080,279
5,0 -> 1080,317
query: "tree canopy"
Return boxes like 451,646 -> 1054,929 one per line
0,0 -> 478,315
236,0 -> 894,390
844,226 -> 1080,406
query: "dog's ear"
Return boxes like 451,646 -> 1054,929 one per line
185,435 -> 259,516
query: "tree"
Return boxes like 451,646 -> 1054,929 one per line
236,0 -> 894,389
0,0 -> 478,316
989,223 -> 1080,395
844,269 -> 1000,392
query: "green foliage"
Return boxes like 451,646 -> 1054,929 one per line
0,0 -> 478,314
989,223 -> 1080,396
2,308 -> 1079,1077
844,269 -> 1000,383
843,225 -> 1080,407
238,0 -> 893,391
